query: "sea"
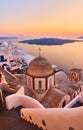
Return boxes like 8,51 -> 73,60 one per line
1,37 -> 83,78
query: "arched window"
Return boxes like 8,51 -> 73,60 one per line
23,68 -> 26,74
62,100 -> 66,108
39,80 -> 42,89
71,73 -> 76,81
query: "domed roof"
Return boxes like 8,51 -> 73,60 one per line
42,88 -> 67,108
27,56 -> 54,77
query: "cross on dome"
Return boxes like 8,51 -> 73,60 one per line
39,48 -> 41,57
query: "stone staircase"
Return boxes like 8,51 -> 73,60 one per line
5,119 -> 43,130
0,66 -> 19,86
0,107 -> 43,130
0,92 -> 43,130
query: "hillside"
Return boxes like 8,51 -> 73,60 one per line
0,37 -> 17,40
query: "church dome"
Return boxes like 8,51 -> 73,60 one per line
27,56 -> 54,77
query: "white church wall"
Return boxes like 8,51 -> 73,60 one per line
47,75 -> 54,89
27,75 -> 33,89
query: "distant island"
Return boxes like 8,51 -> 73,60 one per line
0,37 -> 18,40
19,38 -> 81,45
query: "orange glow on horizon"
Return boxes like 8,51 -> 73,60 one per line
0,22 -> 83,38
0,0 -> 83,38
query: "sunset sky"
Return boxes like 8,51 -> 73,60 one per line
0,0 -> 83,38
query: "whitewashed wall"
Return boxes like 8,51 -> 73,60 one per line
5,94 -> 44,110
21,107 -> 83,130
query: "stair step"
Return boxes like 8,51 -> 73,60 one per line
5,119 -> 43,130
0,104 -> 43,130
0,108 -> 19,118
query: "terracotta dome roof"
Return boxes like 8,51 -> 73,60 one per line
42,88 -> 67,108
27,56 -> 54,77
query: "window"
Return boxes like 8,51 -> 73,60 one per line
71,73 -> 76,80
39,80 -> 42,89
73,93 -> 76,98
62,100 -> 66,108
23,68 -> 26,74
42,120 -> 46,126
